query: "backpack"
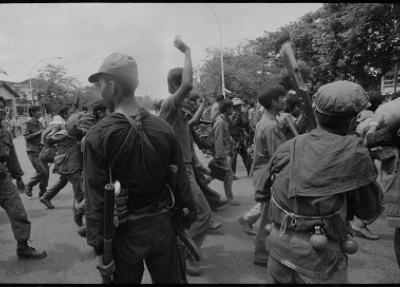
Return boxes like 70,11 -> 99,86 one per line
39,127 -> 58,163
197,123 -> 214,151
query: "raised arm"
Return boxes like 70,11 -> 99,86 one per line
188,97 -> 206,127
171,36 -> 193,105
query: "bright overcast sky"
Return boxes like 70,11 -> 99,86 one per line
0,3 -> 322,99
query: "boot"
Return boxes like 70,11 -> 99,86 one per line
17,243 -> 47,259
238,215 -> 257,236
39,196 -> 55,209
209,220 -> 223,231
185,253 -> 202,276
73,207 -> 83,227
24,185 -> 33,197
38,189 -> 47,198
77,226 -> 86,238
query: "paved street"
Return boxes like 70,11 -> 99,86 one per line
0,135 -> 399,284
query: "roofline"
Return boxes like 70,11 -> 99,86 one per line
0,81 -> 20,97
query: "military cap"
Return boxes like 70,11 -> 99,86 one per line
232,97 -> 242,106
88,52 -> 138,83
313,81 -> 370,117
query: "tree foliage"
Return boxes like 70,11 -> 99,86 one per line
31,64 -> 103,113
197,3 -> 400,97
194,42 -> 267,101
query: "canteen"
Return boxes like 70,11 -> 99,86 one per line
264,224 -> 273,235
341,234 -> 358,254
310,226 -> 328,250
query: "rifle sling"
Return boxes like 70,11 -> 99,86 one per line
122,113 -> 161,162
108,117 -> 135,183
108,112 -> 160,183
122,113 -> 176,209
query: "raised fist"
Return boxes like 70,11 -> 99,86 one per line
174,35 -> 190,53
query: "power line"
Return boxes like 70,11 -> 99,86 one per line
0,50 -> 210,64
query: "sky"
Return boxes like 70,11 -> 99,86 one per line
0,3 -> 322,100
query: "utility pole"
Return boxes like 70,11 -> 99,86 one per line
394,62 -> 398,93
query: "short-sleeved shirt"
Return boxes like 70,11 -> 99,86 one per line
210,101 -> 220,121
159,95 -> 192,163
252,111 -> 287,201
22,118 -> 45,153
213,114 -> 232,159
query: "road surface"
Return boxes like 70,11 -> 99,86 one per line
0,135 -> 399,284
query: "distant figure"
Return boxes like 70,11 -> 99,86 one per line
0,96 -> 47,259
213,99 -> 240,205
159,37 -> 212,276
81,106 -> 88,114
12,116 -> 22,136
210,94 -> 225,121
22,105 -> 49,198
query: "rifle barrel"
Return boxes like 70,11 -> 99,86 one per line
102,183 -> 115,284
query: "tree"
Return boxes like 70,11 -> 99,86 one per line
196,3 -> 400,99
33,63 -> 80,113
339,3 -> 400,88
79,85 -> 102,110
193,41 -> 263,101
139,94 -> 154,110
289,3 -> 400,91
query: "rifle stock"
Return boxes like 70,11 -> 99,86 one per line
283,115 -> 299,137
280,42 -> 316,131
167,164 -> 203,263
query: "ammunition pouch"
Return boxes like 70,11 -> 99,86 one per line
114,188 -> 129,227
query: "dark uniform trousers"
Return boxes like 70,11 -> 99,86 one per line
43,173 -> 84,204
112,211 -> 181,284
231,142 -> 253,175
192,162 -> 222,210
0,175 -> 31,242
26,152 -> 49,191
396,228 -> 400,269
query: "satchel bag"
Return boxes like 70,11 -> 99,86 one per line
39,145 -> 57,163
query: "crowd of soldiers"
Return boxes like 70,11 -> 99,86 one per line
0,36 -> 399,284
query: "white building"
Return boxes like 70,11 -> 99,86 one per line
381,76 -> 400,95
0,81 -> 20,115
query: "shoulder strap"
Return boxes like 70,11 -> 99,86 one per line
108,119 -> 135,183
124,113 -> 160,159
124,114 -> 177,210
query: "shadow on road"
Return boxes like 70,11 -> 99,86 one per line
1,242 -> 94,282
191,244 -> 271,284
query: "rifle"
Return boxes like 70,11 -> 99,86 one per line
167,164 -> 203,284
103,183 -> 115,284
283,114 -> 299,137
279,42 -> 317,131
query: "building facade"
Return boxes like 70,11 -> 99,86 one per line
0,81 -> 20,115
